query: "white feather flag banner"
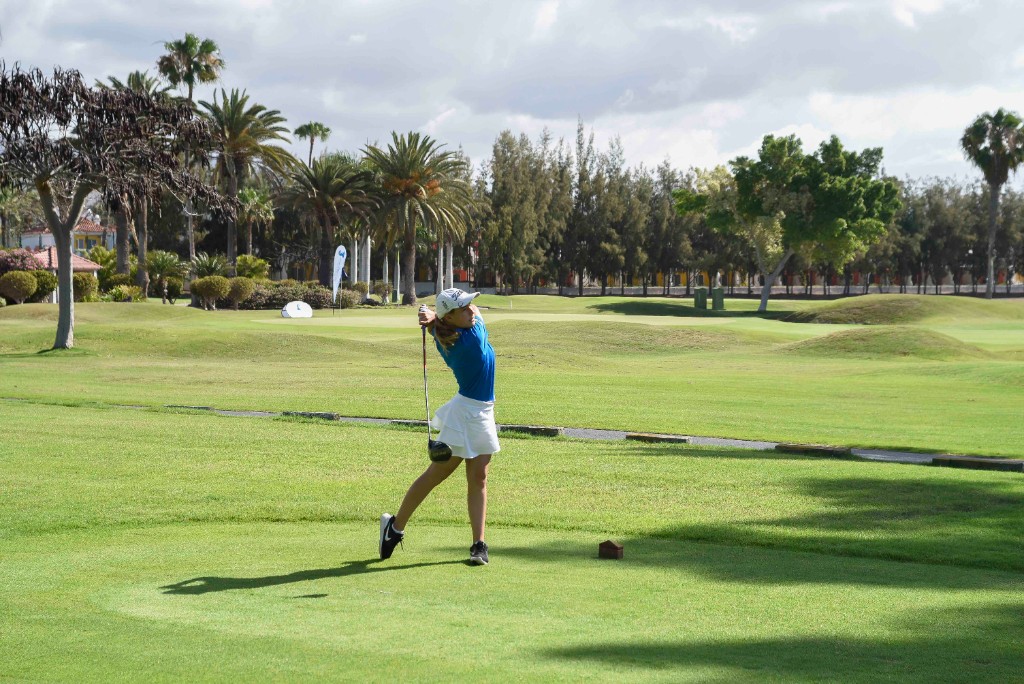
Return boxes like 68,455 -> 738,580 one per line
332,245 -> 348,302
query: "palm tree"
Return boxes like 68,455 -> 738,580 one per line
280,155 -> 377,286
189,251 -> 228,278
146,250 -> 186,303
238,187 -> 274,255
199,88 -> 297,273
961,108 -> 1024,298
363,132 -> 474,304
294,122 -> 332,166
96,70 -> 171,98
157,33 -> 225,261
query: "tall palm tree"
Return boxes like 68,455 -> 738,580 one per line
294,122 -> 332,166
238,186 -> 274,255
199,88 -> 297,273
363,132 -> 474,304
961,108 -> 1024,299
157,33 -> 225,261
280,155 -> 377,285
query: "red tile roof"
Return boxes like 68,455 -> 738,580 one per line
22,218 -> 107,236
30,246 -> 102,273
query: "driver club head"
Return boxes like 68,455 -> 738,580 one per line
428,439 -> 453,462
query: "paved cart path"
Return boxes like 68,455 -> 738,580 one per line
4,397 -> 1013,472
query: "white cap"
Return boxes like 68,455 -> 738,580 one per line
435,288 -> 480,319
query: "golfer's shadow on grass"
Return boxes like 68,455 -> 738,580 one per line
161,558 -> 463,595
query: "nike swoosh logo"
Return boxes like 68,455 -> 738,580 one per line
384,528 -> 392,542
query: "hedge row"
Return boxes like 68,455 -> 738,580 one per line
232,281 -> 335,310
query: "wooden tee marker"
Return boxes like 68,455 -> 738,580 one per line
599,540 -> 623,560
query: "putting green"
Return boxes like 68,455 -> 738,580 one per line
4,522 -> 1023,682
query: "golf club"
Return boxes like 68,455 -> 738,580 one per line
422,320 -> 452,462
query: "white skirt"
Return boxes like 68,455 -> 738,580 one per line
430,393 -> 501,460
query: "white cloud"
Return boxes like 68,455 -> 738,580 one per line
2,0 -> 1023,183
532,0 -> 559,38
705,14 -> 758,43
808,87 -> 1022,143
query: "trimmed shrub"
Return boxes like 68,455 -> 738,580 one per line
277,278 -> 300,287
191,275 -> 231,310
372,280 -> 393,304
165,277 -> 183,304
73,273 -> 98,302
227,277 -> 256,310
102,272 -> 132,292
28,270 -> 58,303
302,285 -> 334,309
109,284 -> 144,302
235,254 -> 270,280
336,289 -> 361,309
0,271 -> 38,304
350,281 -> 369,296
234,281 -> 336,310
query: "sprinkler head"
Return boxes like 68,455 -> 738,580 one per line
428,439 -> 452,462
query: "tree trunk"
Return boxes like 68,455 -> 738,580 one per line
382,252 -> 389,292
363,233 -> 372,287
227,174 -> 239,276
758,249 -> 795,313
394,248 -> 401,303
350,237 -> 358,288
435,241 -> 443,294
401,238 -> 417,305
184,145 -> 196,261
318,213 -> 333,286
246,220 -> 254,256
986,182 -> 1000,299
38,182 -> 91,350
135,200 -> 149,294
445,238 -> 454,289
115,200 -> 131,274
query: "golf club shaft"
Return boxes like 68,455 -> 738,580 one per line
422,325 -> 432,441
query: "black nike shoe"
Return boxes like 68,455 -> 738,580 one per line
469,541 -> 489,565
379,513 -> 404,560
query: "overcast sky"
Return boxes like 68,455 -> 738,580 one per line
4,0 -> 1024,185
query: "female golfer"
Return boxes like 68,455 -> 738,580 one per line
379,288 -> 499,565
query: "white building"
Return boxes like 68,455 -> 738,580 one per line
20,217 -> 114,256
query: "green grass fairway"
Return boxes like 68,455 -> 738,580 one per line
3,402 -> 1024,681
1,294 -> 1022,457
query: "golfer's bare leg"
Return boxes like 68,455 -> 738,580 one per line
394,458 -> 461,530
465,454 -> 491,543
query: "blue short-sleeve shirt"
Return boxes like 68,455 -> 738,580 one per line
434,315 -> 495,402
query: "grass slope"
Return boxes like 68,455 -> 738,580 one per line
1,297 -> 1022,457
783,294 -> 1024,325
785,326 -> 991,361
3,402 -> 1024,681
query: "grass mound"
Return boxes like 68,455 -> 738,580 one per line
784,295 -> 1024,325
489,320 -> 746,358
785,326 -> 988,360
